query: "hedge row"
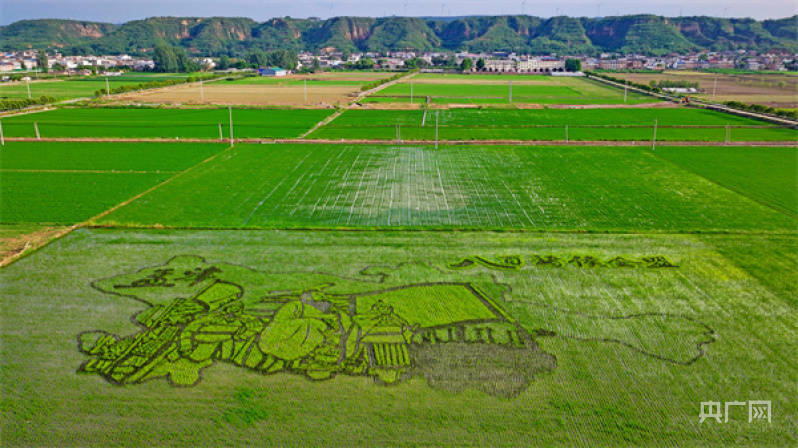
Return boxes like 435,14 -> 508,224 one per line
723,101 -> 798,120
360,71 -> 414,92
0,95 -> 57,111
93,73 -> 228,97
585,71 -> 663,94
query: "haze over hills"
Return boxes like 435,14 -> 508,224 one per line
1,14 -> 795,56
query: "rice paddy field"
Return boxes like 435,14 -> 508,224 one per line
1,230 -> 796,446
1,70 -> 796,447
309,108 -> 798,142
0,73 -> 201,101
365,74 -> 655,105
0,142 -> 226,223
0,107 -> 333,139
91,143 -> 796,231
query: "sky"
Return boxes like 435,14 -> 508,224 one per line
1,0 -> 796,25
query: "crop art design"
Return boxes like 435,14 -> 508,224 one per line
78,256 -> 555,397
78,255 -> 713,397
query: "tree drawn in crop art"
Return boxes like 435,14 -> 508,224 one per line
78,255 -> 713,397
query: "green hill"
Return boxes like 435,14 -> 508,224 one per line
1,14 -> 794,56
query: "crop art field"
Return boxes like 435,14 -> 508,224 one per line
1,68 -> 796,447
365,74 -> 654,105
309,107 -> 797,142
1,230 -> 796,445
0,107 -> 332,139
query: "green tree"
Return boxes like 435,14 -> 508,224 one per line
217,55 -> 231,70
431,55 -> 448,66
266,49 -> 298,70
174,46 -> 200,72
446,53 -> 458,67
460,58 -> 473,72
36,50 -> 49,73
404,57 -> 429,69
311,57 -> 321,72
476,58 -> 485,70
354,57 -> 375,69
564,58 -> 581,72
247,49 -> 268,68
153,43 -> 178,72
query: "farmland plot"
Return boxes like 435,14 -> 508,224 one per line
607,70 -> 798,109
98,144 -> 797,231
654,146 -> 798,216
112,72 -> 392,106
0,73 -> 204,101
309,107 -> 797,142
0,142 -> 226,224
366,75 -> 654,105
0,229 -> 795,446
0,107 -> 332,139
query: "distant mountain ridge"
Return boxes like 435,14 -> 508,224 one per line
1,15 -> 795,56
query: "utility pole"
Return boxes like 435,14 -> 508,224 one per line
0,119 -> 4,146
303,79 -> 307,104
200,79 -> 204,102
396,124 -> 401,142
565,125 -> 568,143
623,81 -> 628,103
435,110 -> 439,149
34,122 -> 40,140
712,78 -> 717,101
651,119 -> 657,150
509,80 -> 513,103
228,106 -> 234,146
27,79 -> 31,99
410,80 -> 414,104
218,123 -> 223,141
422,109 -> 427,126
105,77 -> 110,96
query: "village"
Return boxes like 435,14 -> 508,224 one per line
1,48 -> 795,78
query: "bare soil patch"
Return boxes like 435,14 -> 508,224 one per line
610,71 -> 798,108
113,83 -> 359,106
0,226 -> 67,266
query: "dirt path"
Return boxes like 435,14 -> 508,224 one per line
6,136 -> 796,147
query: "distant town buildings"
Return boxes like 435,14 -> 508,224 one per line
0,51 -> 154,74
1,48 -> 795,79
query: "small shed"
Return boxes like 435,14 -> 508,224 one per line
259,67 -> 288,77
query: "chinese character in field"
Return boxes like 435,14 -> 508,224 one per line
749,401 -> 771,423
724,401 -> 745,422
699,401 -> 723,423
